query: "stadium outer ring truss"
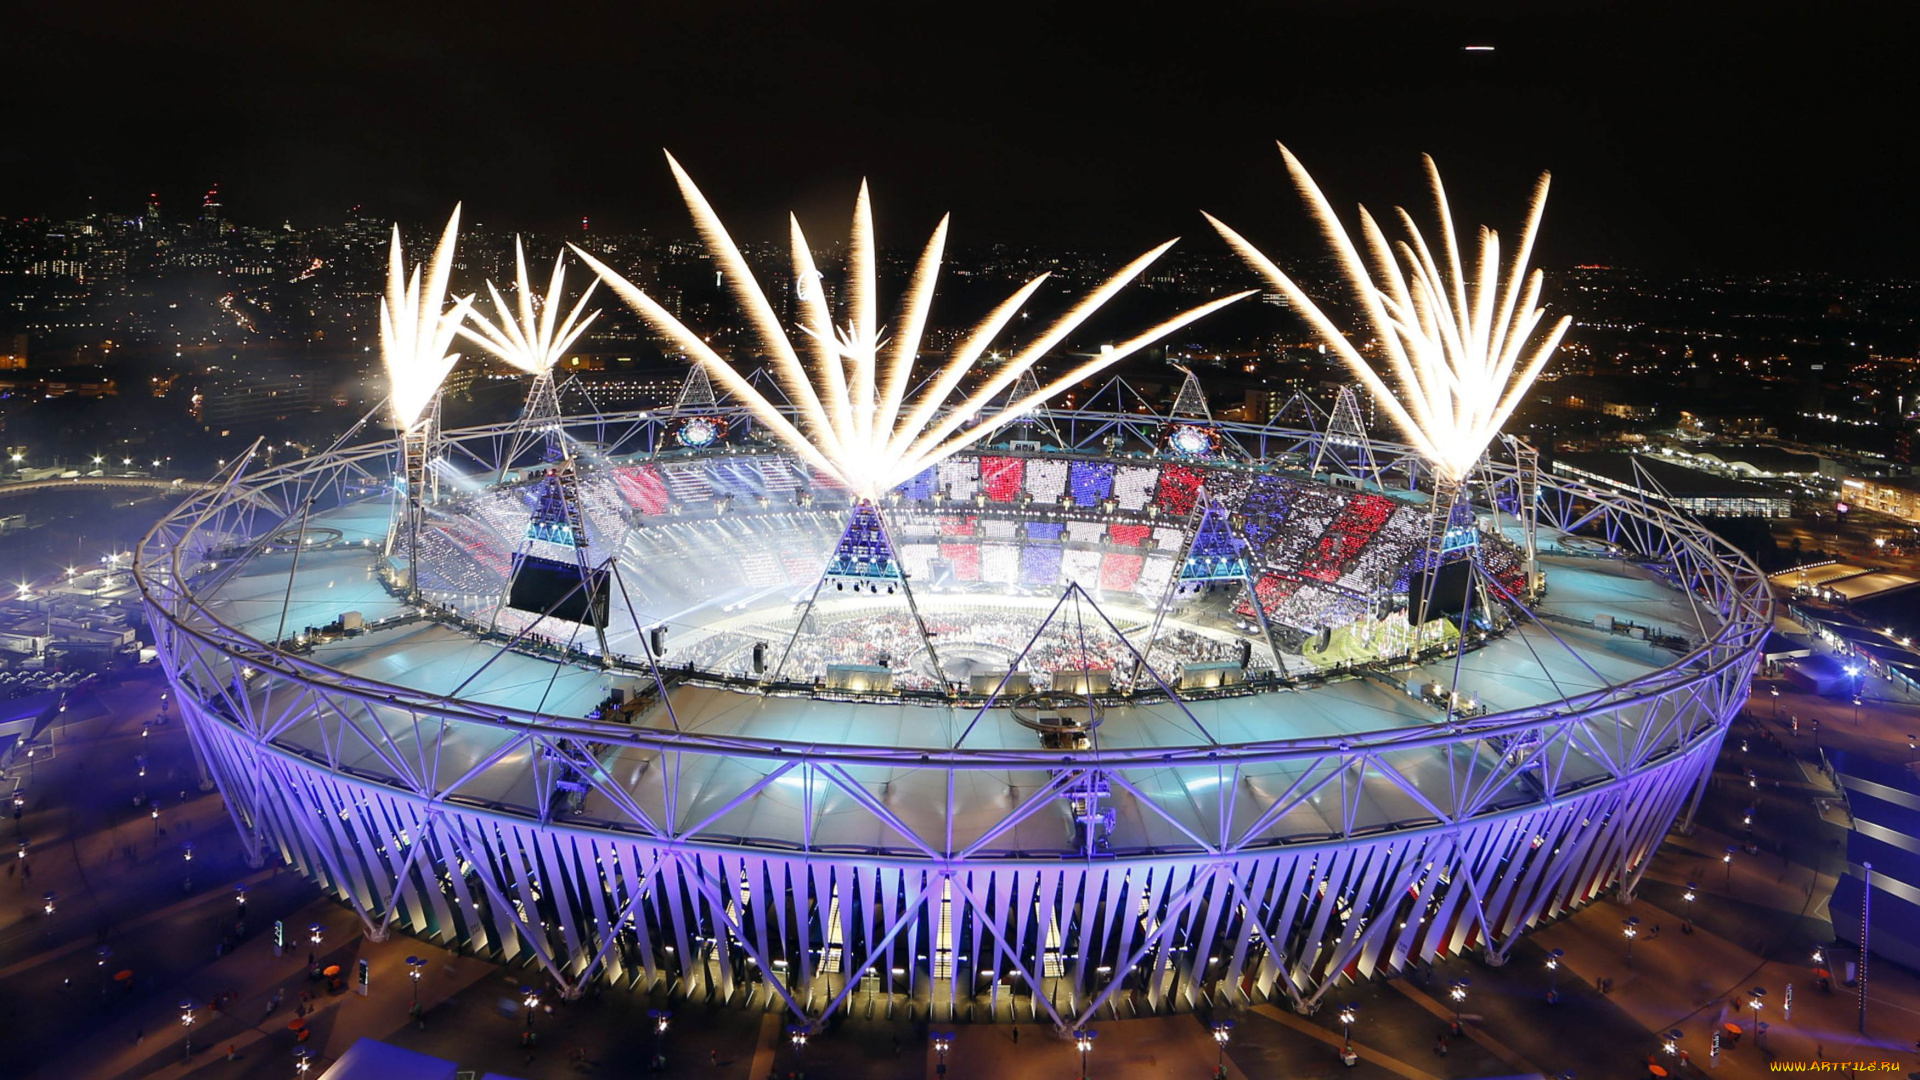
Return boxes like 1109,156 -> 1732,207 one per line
135,398 -> 1769,1030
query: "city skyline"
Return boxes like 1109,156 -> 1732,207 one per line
1,3 -> 1913,274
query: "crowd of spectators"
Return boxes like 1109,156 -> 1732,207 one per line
407,448 -> 1502,684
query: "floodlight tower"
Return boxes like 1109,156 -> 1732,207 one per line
1131,495 -> 1286,689
379,206 -> 475,603
1502,433 -> 1544,594
458,243 -> 613,658
1312,383 -> 1383,490
1209,146 -> 1571,658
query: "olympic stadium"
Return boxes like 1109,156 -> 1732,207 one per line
133,153 -> 1769,1032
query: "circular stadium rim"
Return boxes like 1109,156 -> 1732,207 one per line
135,402 -> 1770,1029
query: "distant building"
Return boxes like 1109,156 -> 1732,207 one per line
1545,375 -> 1661,421
1825,747 -> 1920,972
1677,408 -> 1775,438
561,370 -> 681,409
193,369 -> 318,428
0,333 -> 25,370
1840,475 -> 1920,525
1670,444 -> 1823,480
1551,452 -> 1792,517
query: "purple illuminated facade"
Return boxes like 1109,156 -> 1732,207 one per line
135,394 -> 1768,1030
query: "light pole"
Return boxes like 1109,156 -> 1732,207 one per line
181,840 -> 194,891
520,986 -> 540,1047
932,1032 -> 952,1076
295,1045 -> 312,1075
1623,917 -> 1640,967
1682,883 -> 1697,932
150,803 -> 160,836
1449,978 -> 1469,1035
1546,948 -> 1564,1003
1211,1019 -> 1234,1079
1860,862 -> 1872,1034
1339,1002 -> 1357,1045
43,890 -> 55,940
1770,686 -> 1780,719
180,998 -> 197,1061
1724,845 -> 1736,890
407,955 -> 425,1009
96,945 -> 114,995
1748,986 -> 1766,1039
650,1008 -> 671,1071
1075,1028 -> 1097,1080
1663,1029 -> 1683,1067
788,1025 -> 809,1076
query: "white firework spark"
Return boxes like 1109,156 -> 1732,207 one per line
380,206 -> 475,431
1206,144 -> 1571,484
456,238 -> 601,375
572,153 -> 1252,497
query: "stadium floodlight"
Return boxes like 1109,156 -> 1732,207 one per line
1207,144 -> 1571,485
574,152 -> 1251,499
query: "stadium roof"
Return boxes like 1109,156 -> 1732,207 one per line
1551,452 -> 1784,500
207,499 -> 1720,855
1691,444 -> 1822,476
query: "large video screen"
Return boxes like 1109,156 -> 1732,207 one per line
1409,559 -> 1475,619
507,554 -> 610,627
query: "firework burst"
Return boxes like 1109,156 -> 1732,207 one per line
573,153 -> 1252,497
456,239 -> 601,376
1207,144 -> 1570,483
380,206 -> 475,431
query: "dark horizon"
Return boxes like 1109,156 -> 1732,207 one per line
1,1 -> 1911,275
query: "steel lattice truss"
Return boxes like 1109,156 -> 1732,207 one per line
135,394 -> 1768,1031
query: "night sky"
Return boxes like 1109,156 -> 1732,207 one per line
2,2 -> 1909,273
